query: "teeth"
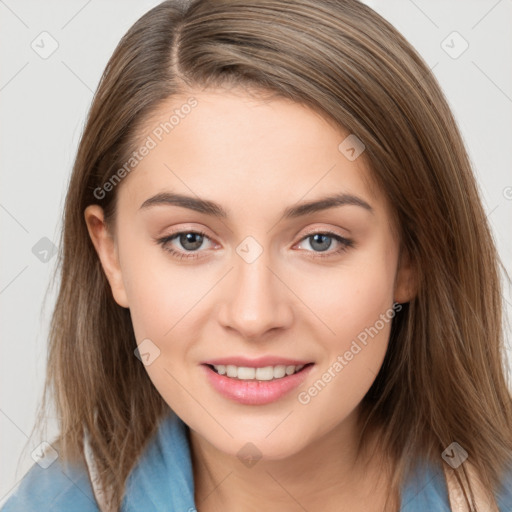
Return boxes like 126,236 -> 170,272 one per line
273,365 -> 286,378
238,367 -> 255,380
212,363 -> 306,380
216,365 -> 226,375
255,366 -> 274,381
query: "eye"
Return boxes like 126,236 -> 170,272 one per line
295,230 -> 354,259
156,230 -> 214,260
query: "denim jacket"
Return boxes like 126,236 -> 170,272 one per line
2,411 -> 511,511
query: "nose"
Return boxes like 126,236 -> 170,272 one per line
217,248 -> 294,340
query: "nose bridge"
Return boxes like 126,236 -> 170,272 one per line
218,238 -> 292,338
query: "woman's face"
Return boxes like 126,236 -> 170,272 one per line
86,87 -> 414,460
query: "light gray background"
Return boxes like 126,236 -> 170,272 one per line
1,0 -> 511,504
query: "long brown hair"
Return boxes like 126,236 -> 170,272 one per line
20,0 -> 512,510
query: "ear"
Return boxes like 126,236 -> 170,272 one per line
393,247 -> 417,304
84,205 -> 129,308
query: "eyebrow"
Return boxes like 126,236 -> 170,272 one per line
139,191 -> 374,218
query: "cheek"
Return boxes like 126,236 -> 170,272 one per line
296,242 -> 397,348
294,285 -> 396,439
292,240 -> 397,403
119,235 -> 213,414
119,229 -> 201,341
119,242 -> 203,412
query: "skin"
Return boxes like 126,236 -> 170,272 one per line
85,87 -> 416,512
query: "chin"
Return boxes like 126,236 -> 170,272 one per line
210,429 -> 311,463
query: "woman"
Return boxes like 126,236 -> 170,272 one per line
3,0 -> 512,510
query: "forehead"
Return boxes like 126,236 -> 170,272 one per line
116,88 -> 384,221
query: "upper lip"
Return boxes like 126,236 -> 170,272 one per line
203,356 -> 313,368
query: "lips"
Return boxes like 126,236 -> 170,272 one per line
201,357 -> 314,405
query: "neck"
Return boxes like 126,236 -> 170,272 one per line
189,408 -> 398,512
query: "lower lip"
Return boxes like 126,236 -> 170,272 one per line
202,364 -> 314,405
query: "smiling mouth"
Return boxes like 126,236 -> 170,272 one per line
205,363 -> 313,381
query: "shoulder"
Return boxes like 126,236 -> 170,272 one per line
1,413 -> 194,512
0,448 -> 98,512
400,457 -> 512,512
495,464 -> 512,511
121,411 -> 196,511
400,458 -> 451,511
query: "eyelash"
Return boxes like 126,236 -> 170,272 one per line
156,229 -> 354,261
